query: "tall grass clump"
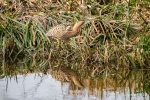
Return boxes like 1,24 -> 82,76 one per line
0,0 -> 150,68
0,1 -> 52,58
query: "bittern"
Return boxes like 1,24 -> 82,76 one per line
46,21 -> 84,41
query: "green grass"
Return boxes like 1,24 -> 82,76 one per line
0,0 -> 150,68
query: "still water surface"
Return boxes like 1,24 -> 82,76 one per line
0,56 -> 150,100
0,73 -> 149,100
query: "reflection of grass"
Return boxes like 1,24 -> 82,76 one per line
1,56 -> 150,98
81,68 -> 150,98
0,0 -> 150,67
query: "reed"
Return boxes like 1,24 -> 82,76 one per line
0,0 -> 150,68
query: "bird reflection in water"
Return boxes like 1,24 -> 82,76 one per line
47,67 -> 84,90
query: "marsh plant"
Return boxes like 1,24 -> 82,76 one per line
0,0 -> 150,68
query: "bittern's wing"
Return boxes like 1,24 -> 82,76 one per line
46,23 -> 73,39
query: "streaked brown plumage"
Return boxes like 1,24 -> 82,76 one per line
46,21 -> 84,40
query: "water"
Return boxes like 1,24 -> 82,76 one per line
0,73 -> 149,100
0,57 -> 150,100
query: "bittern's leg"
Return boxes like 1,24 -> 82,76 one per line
56,39 -> 61,49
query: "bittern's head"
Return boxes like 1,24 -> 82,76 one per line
72,21 -> 84,32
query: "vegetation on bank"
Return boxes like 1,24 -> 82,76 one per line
0,0 -> 150,68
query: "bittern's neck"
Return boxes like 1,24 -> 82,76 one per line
72,21 -> 84,32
